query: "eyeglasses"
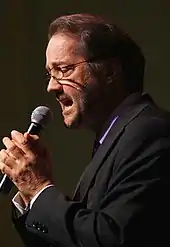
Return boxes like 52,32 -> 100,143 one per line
46,60 -> 89,81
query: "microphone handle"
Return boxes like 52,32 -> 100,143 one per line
0,122 -> 42,195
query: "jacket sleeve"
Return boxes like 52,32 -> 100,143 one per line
12,118 -> 170,247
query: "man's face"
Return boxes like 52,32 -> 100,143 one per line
46,33 -> 103,129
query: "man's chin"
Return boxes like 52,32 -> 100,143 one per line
63,114 -> 82,129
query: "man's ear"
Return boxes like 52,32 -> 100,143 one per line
106,57 -> 122,84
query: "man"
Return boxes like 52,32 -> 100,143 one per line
0,13 -> 170,247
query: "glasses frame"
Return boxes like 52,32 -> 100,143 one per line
46,60 -> 90,81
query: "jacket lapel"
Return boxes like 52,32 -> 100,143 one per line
72,94 -> 152,201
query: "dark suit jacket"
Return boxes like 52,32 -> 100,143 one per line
12,93 -> 170,247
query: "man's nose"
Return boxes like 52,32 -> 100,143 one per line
47,77 -> 63,93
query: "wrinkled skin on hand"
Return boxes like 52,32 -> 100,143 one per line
0,130 -> 53,203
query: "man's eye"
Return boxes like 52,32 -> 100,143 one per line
61,66 -> 72,73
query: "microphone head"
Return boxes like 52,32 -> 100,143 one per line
31,106 -> 53,128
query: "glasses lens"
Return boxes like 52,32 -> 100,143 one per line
46,70 -> 63,81
55,69 -> 63,80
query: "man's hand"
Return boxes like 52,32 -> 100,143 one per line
0,130 -> 53,204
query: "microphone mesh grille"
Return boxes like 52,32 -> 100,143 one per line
31,106 -> 53,127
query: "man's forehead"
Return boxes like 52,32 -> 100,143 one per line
46,33 -> 81,68
46,34 -> 77,56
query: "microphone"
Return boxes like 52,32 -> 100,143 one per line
0,106 -> 53,195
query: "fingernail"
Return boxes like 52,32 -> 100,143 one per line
11,130 -> 20,138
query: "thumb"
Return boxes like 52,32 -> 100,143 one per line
24,132 -> 49,157
24,132 -> 39,142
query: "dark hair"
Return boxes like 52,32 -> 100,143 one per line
48,13 -> 145,93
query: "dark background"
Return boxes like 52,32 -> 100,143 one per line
0,1 -> 169,246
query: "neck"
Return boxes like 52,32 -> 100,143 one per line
88,90 -> 130,136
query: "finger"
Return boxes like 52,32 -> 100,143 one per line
2,137 -> 24,158
0,161 -> 5,174
24,133 -> 43,153
0,149 -> 9,163
2,137 -> 13,149
0,149 -> 15,168
11,130 -> 33,155
0,161 -> 11,176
